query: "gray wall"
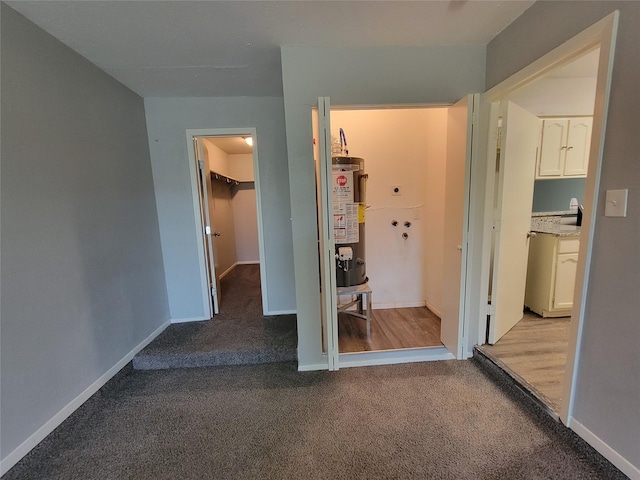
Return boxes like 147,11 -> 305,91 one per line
144,97 -> 295,318
281,46 -> 486,368
1,4 -> 169,464
532,178 -> 587,213
488,1 -> 640,469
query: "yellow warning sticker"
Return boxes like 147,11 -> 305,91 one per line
358,204 -> 366,223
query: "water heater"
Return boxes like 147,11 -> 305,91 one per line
332,155 -> 367,287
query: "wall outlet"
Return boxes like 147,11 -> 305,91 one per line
392,185 -> 401,196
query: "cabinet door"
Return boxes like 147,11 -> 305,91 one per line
563,117 -> 592,176
553,252 -> 579,309
538,119 -> 568,178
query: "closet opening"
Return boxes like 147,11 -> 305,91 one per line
192,134 -> 265,318
313,105 -> 466,359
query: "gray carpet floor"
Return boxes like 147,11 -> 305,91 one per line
133,264 -> 297,369
4,359 -> 626,480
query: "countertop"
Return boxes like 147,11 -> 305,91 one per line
530,214 -> 581,237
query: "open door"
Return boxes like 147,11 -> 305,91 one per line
441,94 -> 479,359
488,101 -> 541,343
316,97 -> 339,370
195,137 -> 220,315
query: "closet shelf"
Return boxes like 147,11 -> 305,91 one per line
210,171 -> 251,186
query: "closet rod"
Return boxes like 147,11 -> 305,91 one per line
210,171 -> 241,186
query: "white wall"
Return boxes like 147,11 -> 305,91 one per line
209,178 -> 238,276
228,153 -> 259,263
204,139 -> 231,177
204,145 -> 259,269
330,108 -> 448,312
202,140 -> 239,275
229,153 -> 255,182
144,97 -> 295,319
282,45 -> 486,369
1,5 -> 170,472
231,184 -> 260,263
487,2 -> 640,475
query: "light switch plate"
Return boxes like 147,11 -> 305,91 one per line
605,189 -> 628,217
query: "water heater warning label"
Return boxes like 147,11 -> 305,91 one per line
334,203 -> 359,244
332,171 -> 354,204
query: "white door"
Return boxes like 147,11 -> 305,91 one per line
564,117 -> 593,176
441,94 -> 478,359
316,97 -> 339,370
538,119 -> 566,177
488,101 -> 541,343
195,138 -> 220,315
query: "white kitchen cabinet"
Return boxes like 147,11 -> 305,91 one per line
536,117 -> 592,179
525,234 -> 580,317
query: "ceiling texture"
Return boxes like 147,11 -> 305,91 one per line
6,0 -> 536,98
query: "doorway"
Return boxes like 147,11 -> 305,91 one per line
478,49 -> 599,416
477,10 -> 617,425
313,97 -> 478,368
330,107 -> 447,354
186,128 -> 269,319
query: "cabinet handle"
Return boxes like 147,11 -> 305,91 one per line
561,145 -> 568,150
567,146 -> 574,150
527,231 -> 537,238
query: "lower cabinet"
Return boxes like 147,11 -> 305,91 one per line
525,234 -> 580,317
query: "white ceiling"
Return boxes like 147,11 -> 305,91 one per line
548,48 -> 600,78
508,48 -> 599,116
6,0 -> 535,97
204,136 -> 253,155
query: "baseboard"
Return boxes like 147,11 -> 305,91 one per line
265,309 -> 296,315
372,300 -> 426,309
219,261 -> 260,280
0,319 -> 171,477
218,264 -> 236,280
424,300 -> 442,318
298,363 -> 329,372
338,347 -> 454,368
171,316 -> 209,324
568,417 -> 640,480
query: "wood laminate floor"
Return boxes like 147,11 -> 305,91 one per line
338,306 -> 442,353
478,311 -> 571,413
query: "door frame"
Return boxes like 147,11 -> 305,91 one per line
315,98 -> 480,367
476,11 -> 619,424
316,97 -> 340,370
185,127 -> 271,317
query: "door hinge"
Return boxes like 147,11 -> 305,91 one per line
198,160 -> 205,170
211,287 -> 217,297
487,304 -> 496,316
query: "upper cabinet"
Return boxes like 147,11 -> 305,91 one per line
536,117 -> 593,179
